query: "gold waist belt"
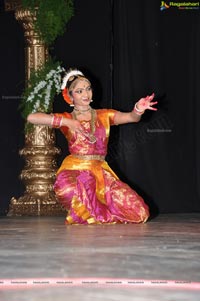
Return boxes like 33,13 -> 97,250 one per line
72,154 -> 105,161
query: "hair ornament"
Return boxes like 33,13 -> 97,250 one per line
62,87 -> 74,105
61,69 -> 83,90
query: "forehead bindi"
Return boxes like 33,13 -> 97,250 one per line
74,79 -> 90,90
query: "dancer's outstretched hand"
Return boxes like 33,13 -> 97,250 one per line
136,93 -> 158,111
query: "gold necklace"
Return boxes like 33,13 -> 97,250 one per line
74,106 -> 91,115
72,108 -> 97,144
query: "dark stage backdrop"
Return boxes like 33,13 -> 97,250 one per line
0,4 -> 25,215
111,0 -> 200,214
0,0 -> 199,215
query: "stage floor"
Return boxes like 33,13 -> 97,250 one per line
0,213 -> 200,300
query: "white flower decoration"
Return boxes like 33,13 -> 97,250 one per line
61,69 -> 83,90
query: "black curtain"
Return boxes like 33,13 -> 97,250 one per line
110,0 -> 200,214
0,6 -> 25,215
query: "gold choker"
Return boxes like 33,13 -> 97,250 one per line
73,106 -> 91,114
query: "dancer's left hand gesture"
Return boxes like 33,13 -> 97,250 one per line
136,93 -> 158,112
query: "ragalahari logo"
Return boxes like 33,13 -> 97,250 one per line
160,1 -> 200,10
160,1 -> 170,10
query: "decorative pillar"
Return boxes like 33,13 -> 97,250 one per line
5,0 -> 65,215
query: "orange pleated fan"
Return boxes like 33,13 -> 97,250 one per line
62,88 -> 73,105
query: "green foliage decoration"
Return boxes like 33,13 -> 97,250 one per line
21,0 -> 74,45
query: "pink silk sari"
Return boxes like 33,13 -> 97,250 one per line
54,109 -> 149,224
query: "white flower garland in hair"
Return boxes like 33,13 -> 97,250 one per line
61,69 -> 83,90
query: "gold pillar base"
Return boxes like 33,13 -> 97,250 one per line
8,125 -> 66,216
8,195 -> 65,216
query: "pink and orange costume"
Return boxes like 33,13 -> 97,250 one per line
53,109 -> 149,224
